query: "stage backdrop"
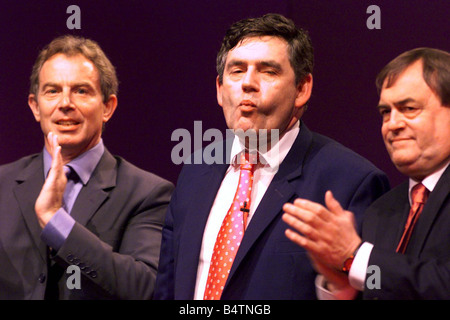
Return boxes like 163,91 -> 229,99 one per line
0,0 -> 448,187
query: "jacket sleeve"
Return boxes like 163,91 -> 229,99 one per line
54,178 -> 174,299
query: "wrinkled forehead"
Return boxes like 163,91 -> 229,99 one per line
226,36 -> 290,63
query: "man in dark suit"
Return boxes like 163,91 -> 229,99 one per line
0,35 -> 173,299
154,13 -> 389,300
283,48 -> 450,299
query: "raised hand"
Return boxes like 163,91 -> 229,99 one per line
35,132 -> 68,228
282,191 -> 361,271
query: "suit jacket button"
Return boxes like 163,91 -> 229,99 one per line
67,254 -> 74,262
38,273 -> 46,283
89,270 -> 97,278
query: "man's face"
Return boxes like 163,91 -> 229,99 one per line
378,60 -> 450,180
217,36 -> 312,138
28,53 -> 117,158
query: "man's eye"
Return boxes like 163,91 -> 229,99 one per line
76,88 -> 88,94
379,108 -> 390,117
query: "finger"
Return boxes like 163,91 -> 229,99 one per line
282,213 -> 318,241
47,132 -> 55,155
284,228 -> 323,256
50,135 -> 63,170
324,190 -> 345,216
289,198 -> 332,223
284,228 -> 309,249
283,202 -> 325,228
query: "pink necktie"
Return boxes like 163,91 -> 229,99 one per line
396,183 -> 429,254
203,153 -> 255,300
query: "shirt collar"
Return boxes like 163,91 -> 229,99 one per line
43,139 -> 105,185
408,160 -> 450,204
230,120 -> 300,171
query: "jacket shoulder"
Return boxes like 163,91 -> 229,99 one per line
113,155 -> 174,190
0,154 -> 40,178
308,132 -> 386,176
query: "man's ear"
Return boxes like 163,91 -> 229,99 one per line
216,76 -> 223,107
28,94 -> 41,122
294,74 -> 313,109
102,94 -> 118,123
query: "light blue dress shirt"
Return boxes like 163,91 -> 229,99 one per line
40,140 -> 104,250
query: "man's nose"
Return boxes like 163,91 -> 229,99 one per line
241,69 -> 260,93
58,90 -> 74,109
386,108 -> 406,131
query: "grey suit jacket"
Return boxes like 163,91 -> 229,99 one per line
0,148 -> 173,299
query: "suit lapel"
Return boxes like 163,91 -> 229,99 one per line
176,162 -> 228,298
228,122 -> 312,282
408,165 -> 450,255
69,149 -> 116,226
13,154 -> 47,262
376,184 -> 410,252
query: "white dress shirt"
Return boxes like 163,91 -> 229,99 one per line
193,121 -> 300,299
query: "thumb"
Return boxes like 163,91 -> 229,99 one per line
325,190 -> 344,215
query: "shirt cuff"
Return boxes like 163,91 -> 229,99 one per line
348,242 -> 374,291
315,274 -> 359,300
40,208 -> 76,251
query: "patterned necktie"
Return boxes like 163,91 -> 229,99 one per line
203,152 -> 255,300
396,183 -> 429,254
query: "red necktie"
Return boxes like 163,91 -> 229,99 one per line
203,152 -> 255,300
396,183 -> 429,254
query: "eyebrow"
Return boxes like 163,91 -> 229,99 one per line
226,59 -> 283,71
41,81 -> 94,90
377,98 -> 416,110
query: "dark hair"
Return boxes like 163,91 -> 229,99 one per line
376,47 -> 450,106
216,13 -> 314,85
30,35 -> 118,103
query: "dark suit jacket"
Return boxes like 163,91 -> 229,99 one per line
154,121 -> 390,300
362,164 -> 450,299
0,148 -> 174,299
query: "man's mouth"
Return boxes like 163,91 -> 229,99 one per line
390,137 -> 412,144
55,120 -> 80,128
56,120 -> 79,126
239,100 -> 257,112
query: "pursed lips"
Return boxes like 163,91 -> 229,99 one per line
239,100 -> 257,112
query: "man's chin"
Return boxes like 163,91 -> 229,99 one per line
392,159 -> 423,178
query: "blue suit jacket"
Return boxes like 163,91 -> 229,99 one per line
155,121 -> 390,300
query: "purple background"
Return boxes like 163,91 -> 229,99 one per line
0,0 -> 449,187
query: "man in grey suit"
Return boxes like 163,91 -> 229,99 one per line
0,35 -> 173,299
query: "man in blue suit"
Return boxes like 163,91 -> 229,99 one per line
154,13 -> 390,300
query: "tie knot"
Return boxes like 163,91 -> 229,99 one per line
411,183 -> 429,205
239,152 -> 257,171
63,165 -> 80,182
